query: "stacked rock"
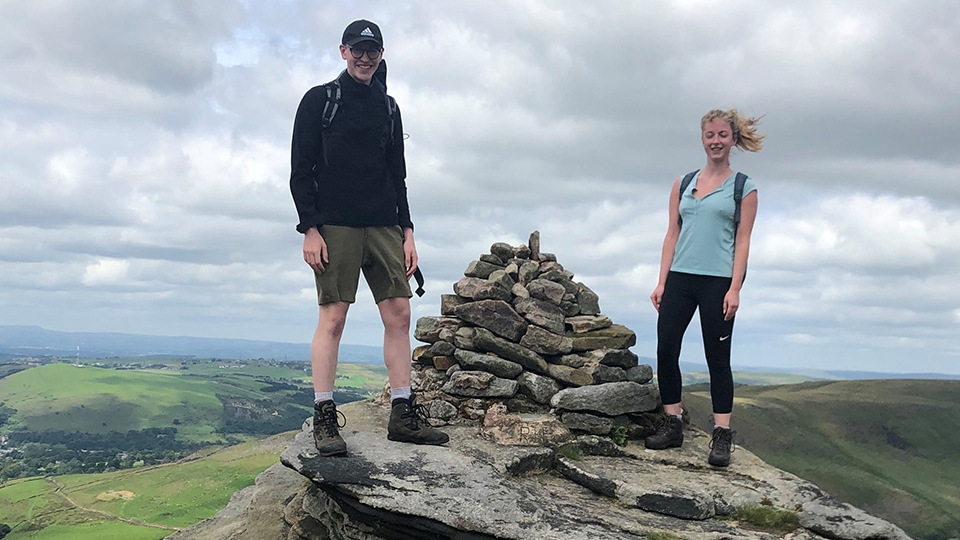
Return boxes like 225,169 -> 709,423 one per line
411,231 -> 662,442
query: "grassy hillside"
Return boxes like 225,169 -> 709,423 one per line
0,362 -> 387,444
0,361 -> 388,482
684,380 -> 960,540
0,359 -> 388,538
0,432 -> 293,539
682,370 -> 817,386
0,364 -> 254,442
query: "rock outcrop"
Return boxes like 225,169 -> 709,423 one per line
176,399 -> 911,539
172,233 -> 913,540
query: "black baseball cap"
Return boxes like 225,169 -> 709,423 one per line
342,19 -> 383,48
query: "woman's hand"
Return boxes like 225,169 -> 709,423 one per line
723,289 -> 740,321
650,284 -> 665,312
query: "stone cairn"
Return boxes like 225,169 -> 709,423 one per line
409,231 -> 662,444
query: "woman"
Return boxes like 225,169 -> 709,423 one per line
645,109 -> 763,467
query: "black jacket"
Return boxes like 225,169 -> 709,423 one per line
289,71 -> 412,234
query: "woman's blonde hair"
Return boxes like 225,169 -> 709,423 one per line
701,109 -> 764,152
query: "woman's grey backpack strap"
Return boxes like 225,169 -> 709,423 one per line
733,172 -> 748,230
733,172 -> 749,283
676,170 -> 748,230
677,170 -> 700,227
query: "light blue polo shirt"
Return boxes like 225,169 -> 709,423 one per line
670,171 -> 757,278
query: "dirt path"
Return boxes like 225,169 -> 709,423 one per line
46,477 -> 181,532
42,445 -> 234,494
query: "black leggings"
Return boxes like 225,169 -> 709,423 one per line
656,271 -> 735,414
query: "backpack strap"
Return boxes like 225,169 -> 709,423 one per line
677,170 -> 699,227
733,172 -> 747,228
320,74 -> 396,149
319,79 -> 341,129
733,172 -> 749,283
372,78 -> 396,149
317,77 -> 342,168
412,267 -> 425,297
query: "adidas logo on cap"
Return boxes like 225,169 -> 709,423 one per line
361,27 -> 375,37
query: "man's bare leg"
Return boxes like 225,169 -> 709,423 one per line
310,301 -> 350,456
312,302 -> 350,394
377,297 -> 411,391
378,296 -> 448,445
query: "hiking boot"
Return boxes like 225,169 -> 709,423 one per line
644,414 -> 684,450
708,426 -> 736,467
387,396 -> 449,445
312,400 -> 347,456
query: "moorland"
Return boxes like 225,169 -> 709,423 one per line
2,355 -> 958,539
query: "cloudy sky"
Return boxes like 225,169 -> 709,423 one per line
2,0 -> 958,374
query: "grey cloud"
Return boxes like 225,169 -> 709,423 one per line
3,0 -> 960,374
0,1 -> 243,133
0,1 -> 243,95
386,1 -> 960,204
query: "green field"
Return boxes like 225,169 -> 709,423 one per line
684,380 -> 960,540
0,361 -> 387,444
0,360 -> 388,486
0,432 -> 294,539
0,358 -> 385,538
0,364 -> 258,442
0,358 -> 388,539
683,370 -> 818,386
2,522 -> 169,540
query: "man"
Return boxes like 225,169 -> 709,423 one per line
289,19 -> 448,456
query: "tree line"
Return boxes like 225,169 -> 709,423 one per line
0,381 -> 375,482
0,427 -> 201,482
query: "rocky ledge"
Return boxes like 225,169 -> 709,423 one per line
170,233 -> 913,540
264,399 -> 910,540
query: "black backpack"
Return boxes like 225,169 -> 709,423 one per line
319,61 -> 397,149
316,61 -> 424,297
678,170 -> 749,280
677,170 -> 748,231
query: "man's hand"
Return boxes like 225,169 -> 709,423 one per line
402,228 -> 418,278
303,227 -> 328,273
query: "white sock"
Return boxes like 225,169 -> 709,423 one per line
390,386 -> 411,401
314,391 -> 334,404
715,425 -> 730,430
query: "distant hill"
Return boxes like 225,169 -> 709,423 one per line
3,326 -> 957,379
0,361 -> 387,483
683,379 -> 960,540
0,363 -> 302,442
0,362 -> 385,441
678,360 -> 960,381
0,325 -> 382,363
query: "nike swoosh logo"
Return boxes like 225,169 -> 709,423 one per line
719,335 -> 730,341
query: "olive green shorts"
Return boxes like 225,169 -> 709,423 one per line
314,225 -> 413,305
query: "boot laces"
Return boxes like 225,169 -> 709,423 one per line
709,428 -> 736,454
400,401 -> 433,431
317,405 -> 346,438
652,415 -> 678,436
